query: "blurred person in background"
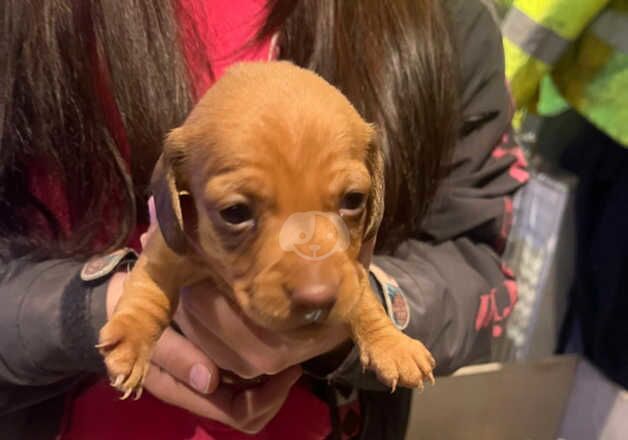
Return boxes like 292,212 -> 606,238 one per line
503,0 -> 628,389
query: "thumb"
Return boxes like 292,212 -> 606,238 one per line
151,326 -> 220,394
140,197 -> 158,249
147,196 -> 157,225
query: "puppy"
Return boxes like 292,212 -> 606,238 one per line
99,61 -> 435,399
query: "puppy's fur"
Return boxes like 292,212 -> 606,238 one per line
99,62 -> 435,399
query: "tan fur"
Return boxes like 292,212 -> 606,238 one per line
99,62 -> 435,398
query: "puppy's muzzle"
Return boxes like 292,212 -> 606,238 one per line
290,283 -> 338,323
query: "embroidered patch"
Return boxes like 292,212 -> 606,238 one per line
370,264 -> 410,330
383,283 -> 410,330
80,248 -> 138,281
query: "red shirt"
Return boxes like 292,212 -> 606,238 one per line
61,379 -> 331,440
58,1 -> 346,439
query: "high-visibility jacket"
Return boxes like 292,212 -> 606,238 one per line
503,0 -> 628,146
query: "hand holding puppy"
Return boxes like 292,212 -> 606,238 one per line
105,199 -> 302,433
174,280 -> 350,380
107,272 -> 303,434
172,231 -> 374,380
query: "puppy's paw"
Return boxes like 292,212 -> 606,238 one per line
359,330 -> 436,392
98,314 -> 155,400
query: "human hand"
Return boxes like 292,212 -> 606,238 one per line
142,196 -> 374,380
116,197 -> 376,429
174,281 -> 351,380
104,198 -> 304,433
107,270 -> 303,433
169,236 -> 376,384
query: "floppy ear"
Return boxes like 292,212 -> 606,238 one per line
364,129 -> 385,242
150,129 -> 193,254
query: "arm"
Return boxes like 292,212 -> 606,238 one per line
0,249 -> 224,422
317,0 -> 528,390
0,220 -> 294,434
0,257 -> 110,415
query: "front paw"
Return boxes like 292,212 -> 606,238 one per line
358,330 -> 436,391
98,314 -> 156,400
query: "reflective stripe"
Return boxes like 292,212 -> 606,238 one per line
515,0 -> 608,40
503,7 -> 571,65
590,9 -> 628,54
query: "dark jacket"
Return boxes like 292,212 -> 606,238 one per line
0,1 -> 525,438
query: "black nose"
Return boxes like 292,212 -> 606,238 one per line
291,284 -> 337,312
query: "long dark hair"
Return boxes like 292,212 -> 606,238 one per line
263,0 -> 458,250
0,0 -> 458,259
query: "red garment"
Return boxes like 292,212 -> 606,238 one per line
61,379 -> 331,440
178,0 -> 273,98
57,1 -> 343,439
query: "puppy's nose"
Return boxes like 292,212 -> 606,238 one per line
291,284 -> 337,312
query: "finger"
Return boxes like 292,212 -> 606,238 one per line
238,411 -> 280,435
235,392 -> 294,435
147,196 -> 157,224
139,231 -> 151,249
201,366 -> 302,422
151,327 -> 220,394
180,290 -> 347,376
140,197 -> 159,249
231,365 -> 302,421
180,291 -> 287,376
174,307 -> 261,379
147,365 -> 301,431
144,364 -> 238,424
139,224 -> 158,249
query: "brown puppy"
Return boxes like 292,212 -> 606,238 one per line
99,61 -> 435,399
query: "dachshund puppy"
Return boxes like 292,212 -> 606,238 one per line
99,61 -> 435,399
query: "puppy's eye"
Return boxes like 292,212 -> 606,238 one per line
340,192 -> 366,216
220,203 -> 253,226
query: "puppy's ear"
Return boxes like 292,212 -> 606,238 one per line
364,127 -> 385,242
150,128 -> 194,254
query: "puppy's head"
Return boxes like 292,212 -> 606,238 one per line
153,61 -> 383,331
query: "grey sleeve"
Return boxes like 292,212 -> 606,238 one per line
0,258 -> 109,415
323,0 -> 527,390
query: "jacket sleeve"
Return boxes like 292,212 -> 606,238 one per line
503,0 -> 609,107
322,0 -> 528,391
0,257 -> 110,415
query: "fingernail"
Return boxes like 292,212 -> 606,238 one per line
189,364 -> 211,394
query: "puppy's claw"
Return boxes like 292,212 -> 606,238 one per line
133,387 -> 144,401
359,330 -> 434,391
360,352 -> 370,368
96,340 -> 118,351
417,380 -> 424,393
112,375 -> 125,388
390,379 -> 398,394
120,387 -> 134,401
428,372 -> 435,385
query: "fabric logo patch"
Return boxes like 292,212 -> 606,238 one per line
80,248 -> 138,281
370,264 -> 410,330
383,284 -> 410,331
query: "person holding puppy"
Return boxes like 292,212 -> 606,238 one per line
0,0 -> 526,439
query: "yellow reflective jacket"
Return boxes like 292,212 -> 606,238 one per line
503,0 -> 628,146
